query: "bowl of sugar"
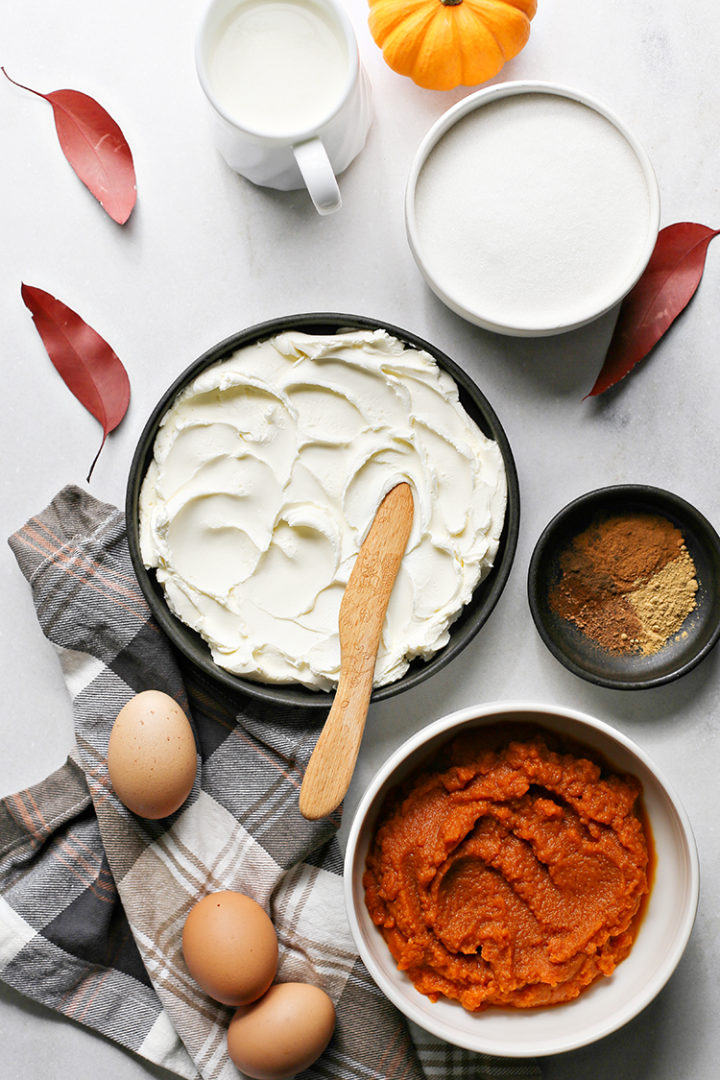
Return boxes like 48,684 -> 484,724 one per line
405,82 -> 660,337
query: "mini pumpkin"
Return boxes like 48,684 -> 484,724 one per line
367,0 -> 537,91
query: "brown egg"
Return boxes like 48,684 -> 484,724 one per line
107,690 -> 196,819
227,982 -> 335,1080
182,891 -> 278,1006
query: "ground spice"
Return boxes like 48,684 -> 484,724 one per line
548,512 -> 698,655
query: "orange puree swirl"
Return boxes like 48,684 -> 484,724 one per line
363,726 -> 650,1010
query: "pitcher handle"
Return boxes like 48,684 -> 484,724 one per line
292,138 -> 342,215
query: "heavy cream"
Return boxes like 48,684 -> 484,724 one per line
139,330 -> 507,690
207,0 -> 349,135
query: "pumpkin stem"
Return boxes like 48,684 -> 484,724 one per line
441,0 -> 464,5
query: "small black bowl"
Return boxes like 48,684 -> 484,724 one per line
528,485 -> 720,689
126,313 -> 520,708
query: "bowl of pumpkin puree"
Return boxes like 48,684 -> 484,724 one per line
343,702 -> 698,1057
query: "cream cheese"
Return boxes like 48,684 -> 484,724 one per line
139,329 -> 507,690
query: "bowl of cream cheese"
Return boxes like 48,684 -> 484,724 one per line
126,313 -> 519,707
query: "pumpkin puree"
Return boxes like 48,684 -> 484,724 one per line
363,725 -> 650,1010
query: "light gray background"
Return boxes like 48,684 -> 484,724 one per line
1,1 -> 718,1077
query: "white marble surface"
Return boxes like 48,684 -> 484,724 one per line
1,1 -> 719,1077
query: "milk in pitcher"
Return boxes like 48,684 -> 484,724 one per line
208,0 -> 351,135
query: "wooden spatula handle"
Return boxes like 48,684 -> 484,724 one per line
299,483 -> 414,820
298,666 -> 374,820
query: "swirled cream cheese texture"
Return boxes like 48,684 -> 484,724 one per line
139,330 -> 507,689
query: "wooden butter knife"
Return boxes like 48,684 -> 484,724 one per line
298,482 -> 414,820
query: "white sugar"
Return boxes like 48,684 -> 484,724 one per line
412,93 -> 653,332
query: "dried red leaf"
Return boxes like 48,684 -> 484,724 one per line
586,222 -> 720,398
21,283 -> 130,480
2,68 -> 136,224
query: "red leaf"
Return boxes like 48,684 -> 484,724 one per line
21,284 -> 130,480
2,68 -> 136,224
586,222 -> 720,397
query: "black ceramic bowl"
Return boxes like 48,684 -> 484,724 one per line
126,313 -> 520,708
528,485 -> 720,689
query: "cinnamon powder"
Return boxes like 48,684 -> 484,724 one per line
548,512 -> 698,655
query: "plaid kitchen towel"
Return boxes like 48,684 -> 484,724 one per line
0,486 -> 541,1080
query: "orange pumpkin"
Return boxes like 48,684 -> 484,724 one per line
367,0 -> 537,91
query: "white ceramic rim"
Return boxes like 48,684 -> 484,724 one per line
405,81 -> 661,337
343,700 -> 699,1057
195,0 -> 359,142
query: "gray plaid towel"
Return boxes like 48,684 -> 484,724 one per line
0,486 -> 541,1080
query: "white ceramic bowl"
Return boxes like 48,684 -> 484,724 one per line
405,82 -> 660,337
344,702 -> 698,1057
